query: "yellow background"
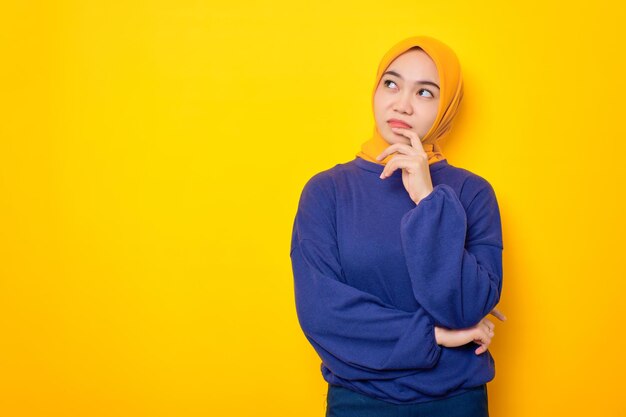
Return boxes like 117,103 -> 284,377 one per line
2,1 -> 625,416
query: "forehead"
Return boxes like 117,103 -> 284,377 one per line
386,49 -> 439,82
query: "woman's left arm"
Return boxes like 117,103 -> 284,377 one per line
400,179 -> 504,330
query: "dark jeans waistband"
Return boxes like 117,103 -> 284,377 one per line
326,384 -> 489,417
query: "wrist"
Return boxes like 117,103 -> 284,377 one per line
434,326 -> 442,345
413,187 -> 435,205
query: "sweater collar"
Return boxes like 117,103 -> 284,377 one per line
354,156 -> 449,176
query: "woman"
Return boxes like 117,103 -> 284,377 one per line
290,35 -> 506,417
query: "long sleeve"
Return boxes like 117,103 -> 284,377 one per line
400,180 -> 504,330
290,173 -> 443,380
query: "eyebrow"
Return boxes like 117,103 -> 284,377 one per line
382,70 -> 440,90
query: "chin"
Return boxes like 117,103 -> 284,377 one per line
387,130 -> 411,144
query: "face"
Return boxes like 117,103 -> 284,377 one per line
373,48 -> 440,145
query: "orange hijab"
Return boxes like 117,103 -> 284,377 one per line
356,35 -> 464,166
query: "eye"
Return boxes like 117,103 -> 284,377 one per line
418,89 -> 434,98
383,79 -> 398,89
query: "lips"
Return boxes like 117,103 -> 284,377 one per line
387,119 -> 412,128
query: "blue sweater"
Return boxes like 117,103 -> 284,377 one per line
289,156 -> 504,404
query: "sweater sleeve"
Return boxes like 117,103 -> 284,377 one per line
400,179 -> 504,330
290,173 -> 443,380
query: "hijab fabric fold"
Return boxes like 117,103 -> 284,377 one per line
356,36 -> 464,166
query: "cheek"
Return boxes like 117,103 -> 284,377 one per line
415,105 -> 439,134
373,92 -> 383,108
373,99 -> 387,121
429,109 -> 438,124
425,103 -> 439,124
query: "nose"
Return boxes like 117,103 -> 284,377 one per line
393,91 -> 413,115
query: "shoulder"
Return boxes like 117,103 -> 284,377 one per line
297,162 -> 347,210
299,159 -> 356,200
443,165 -> 503,244
442,163 -> 499,207
450,166 -> 502,243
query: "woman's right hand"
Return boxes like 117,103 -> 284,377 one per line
434,308 -> 506,355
